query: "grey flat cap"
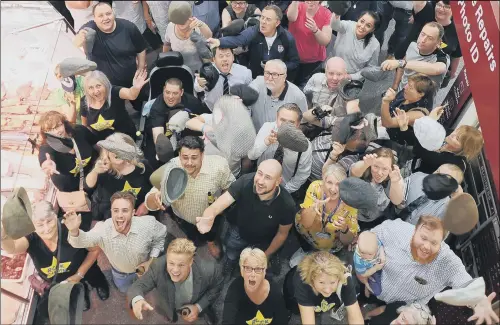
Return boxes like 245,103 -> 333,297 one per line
220,18 -> 245,36
161,167 -> 188,204
443,193 -> 478,235
155,134 -> 175,164
82,27 -> 96,55
48,282 -> 85,325
59,57 -> 97,78
277,123 -> 309,153
339,178 -> 378,211
168,1 -> 192,25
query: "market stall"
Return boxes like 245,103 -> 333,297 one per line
1,2 -> 83,324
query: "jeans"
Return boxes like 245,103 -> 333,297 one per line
375,2 -> 412,55
224,225 -> 250,261
111,268 -> 138,293
170,212 -> 223,246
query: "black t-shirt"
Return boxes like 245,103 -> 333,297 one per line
222,277 -> 289,325
412,128 -> 467,174
81,86 -> 137,141
38,125 -> 98,192
395,2 -> 462,60
26,224 -> 88,283
287,267 -> 357,313
80,19 -> 148,87
86,160 -> 154,219
367,302 -> 406,325
228,173 -> 296,246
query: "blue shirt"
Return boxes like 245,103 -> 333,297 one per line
353,239 -> 383,275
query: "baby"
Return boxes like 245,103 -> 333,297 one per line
354,231 -> 386,297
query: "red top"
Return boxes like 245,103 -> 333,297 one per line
288,3 -> 332,63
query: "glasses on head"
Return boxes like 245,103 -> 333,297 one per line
436,3 -> 451,10
412,303 -> 434,325
242,265 -> 266,274
264,71 -> 285,79
232,1 -> 247,7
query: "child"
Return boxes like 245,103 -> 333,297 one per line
354,231 -> 386,297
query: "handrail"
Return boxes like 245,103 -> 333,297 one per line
9,17 -> 65,35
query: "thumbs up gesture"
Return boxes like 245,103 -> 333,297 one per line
41,153 -> 60,176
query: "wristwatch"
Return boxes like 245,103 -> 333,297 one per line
398,59 -> 407,69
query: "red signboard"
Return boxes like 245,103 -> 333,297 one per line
452,1 -> 500,197
438,67 -> 472,128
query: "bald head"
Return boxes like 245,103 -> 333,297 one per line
254,159 -> 283,197
357,231 -> 379,258
325,57 -> 348,89
258,159 -> 282,179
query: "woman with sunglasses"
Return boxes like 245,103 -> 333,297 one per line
222,247 -> 289,325
283,251 -> 364,325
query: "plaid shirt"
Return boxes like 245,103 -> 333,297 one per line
68,216 -> 167,273
304,73 -> 347,116
147,155 -> 235,224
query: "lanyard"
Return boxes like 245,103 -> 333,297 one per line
321,195 -> 342,232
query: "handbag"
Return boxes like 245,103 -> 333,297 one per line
56,139 -> 91,212
29,220 -> 62,296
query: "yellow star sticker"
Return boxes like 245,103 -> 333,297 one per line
69,156 -> 91,175
40,257 -> 72,278
440,41 -> 448,49
90,114 -> 115,131
122,180 -> 141,196
246,310 -> 272,325
314,299 -> 335,313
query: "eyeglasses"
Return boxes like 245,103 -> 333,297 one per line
264,71 -> 285,79
436,3 -> 451,10
232,1 -> 247,7
242,265 -> 266,274
412,303 -> 434,325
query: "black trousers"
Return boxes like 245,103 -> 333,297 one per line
142,28 -> 163,52
295,61 -> 323,90
169,210 -> 223,245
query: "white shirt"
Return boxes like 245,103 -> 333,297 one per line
248,121 -> 312,193
265,32 -> 278,51
372,219 -> 473,305
68,1 -> 97,32
194,63 -> 253,111
113,1 -> 147,34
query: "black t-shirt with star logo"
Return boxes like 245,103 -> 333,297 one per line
222,276 -> 289,325
26,224 -> 88,283
80,86 -> 137,141
85,159 -> 153,219
38,125 -> 98,192
286,267 -> 357,314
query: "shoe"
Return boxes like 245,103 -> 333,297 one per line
207,241 -> 221,260
269,254 -> 281,276
96,284 -> 110,301
202,307 -> 217,325
83,283 -> 91,311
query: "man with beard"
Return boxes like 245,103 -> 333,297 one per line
381,22 -> 450,91
74,2 -> 148,110
196,159 -> 297,277
247,59 -> 307,131
127,238 -> 221,324
194,47 -> 252,111
367,215 -> 499,325
145,136 -> 235,259
65,191 -> 167,293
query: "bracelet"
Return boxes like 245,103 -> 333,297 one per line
313,28 -> 319,34
76,272 -> 84,279
329,155 -> 338,162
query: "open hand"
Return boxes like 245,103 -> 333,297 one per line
264,129 -> 278,146
305,17 -> 318,33
312,196 -> 330,216
363,153 -> 378,167
469,292 -> 499,325
389,165 -> 402,182
429,105 -> 446,120
132,299 -> 154,320
189,17 -> 204,30
93,158 -> 110,174
206,38 -> 220,49
381,59 -> 400,71
132,69 -> 149,89
62,210 -> 82,234
41,153 -> 60,176
394,108 -> 409,131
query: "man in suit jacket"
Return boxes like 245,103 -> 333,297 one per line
127,238 -> 222,324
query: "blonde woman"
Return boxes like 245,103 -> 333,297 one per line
81,70 -> 149,141
223,248 -> 289,325
283,251 -> 364,325
85,133 -> 153,219
293,164 -> 359,266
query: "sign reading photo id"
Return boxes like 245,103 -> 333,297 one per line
452,1 -> 500,197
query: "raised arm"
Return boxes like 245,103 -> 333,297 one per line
119,69 -> 149,101
1,227 -> 29,254
287,1 -> 300,22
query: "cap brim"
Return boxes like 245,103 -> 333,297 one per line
13,187 -> 32,220
165,168 -> 188,203
150,163 -> 167,190
46,133 -> 73,153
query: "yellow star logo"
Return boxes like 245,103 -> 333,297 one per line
69,156 -> 91,175
246,310 -> 272,325
440,41 -> 448,49
90,114 -> 115,131
314,299 -> 335,313
122,180 -> 141,196
40,257 -> 72,278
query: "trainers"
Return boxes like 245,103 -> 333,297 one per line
289,247 -> 308,268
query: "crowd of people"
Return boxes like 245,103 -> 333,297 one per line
2,1 -> 499,325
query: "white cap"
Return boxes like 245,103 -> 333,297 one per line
413,116 -> 446,151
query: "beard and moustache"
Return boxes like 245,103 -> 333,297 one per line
410,235 -> 439,265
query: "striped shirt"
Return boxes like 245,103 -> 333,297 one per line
68,216 -> 167,273
148,155 -> 235,224
372,219 -> 472,305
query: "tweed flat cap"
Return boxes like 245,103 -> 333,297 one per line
97,133 -> 144,162
422,174 -> 459,200
443,193 -> 478,235
277,123 -> 309,153
339,178 -> 378,211
168,110 -> 190,133
168,1 -> 192,25
48,282 -> 85,325
339,79 -> 364,101
82,27 -> 96,55
220,18 -> 245,36
190,30 -> 213,61
155,134 -> 175,164
413,116 -> 446,151
245,15 -> 260,29
331,112 -> 364,144
360,66 -> 391,82
2,187 -> 35,240
161,167 -> 188,204
59,57 -> 97,78
200,63 -> 220,91
229,84 -> 259,106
